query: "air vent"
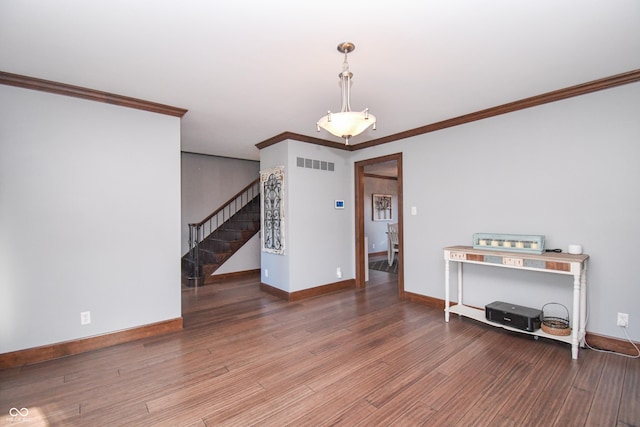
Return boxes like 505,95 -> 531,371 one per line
296,157 -> 334,172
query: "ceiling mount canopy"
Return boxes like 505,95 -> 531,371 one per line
316,42 -> 376,145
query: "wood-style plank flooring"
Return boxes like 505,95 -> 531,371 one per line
1,269 -> 638,426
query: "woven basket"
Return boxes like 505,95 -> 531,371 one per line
541,302 -> 571,336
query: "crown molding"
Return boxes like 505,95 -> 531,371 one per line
255,131 -> 350,151
0,71 -> 188,117
3,68 -> 636,147
353,68 -> 640,150
256,69 -> 640,151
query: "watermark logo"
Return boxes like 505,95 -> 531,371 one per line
8,408 -> 29,422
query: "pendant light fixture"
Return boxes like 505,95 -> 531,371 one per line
316,42 -> 376,145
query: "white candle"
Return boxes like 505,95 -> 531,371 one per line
531,242 -> 539,250
491,240 -> 499,247
503,241 -> 512,248
479,239 -> 487,246
515,241 -> 524,249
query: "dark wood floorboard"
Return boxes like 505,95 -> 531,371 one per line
1,269 -> 638,426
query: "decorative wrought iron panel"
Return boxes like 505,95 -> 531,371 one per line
260,166 -> 285,254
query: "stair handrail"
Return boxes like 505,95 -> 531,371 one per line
187,177 -> 260,281
191,177 -> 260,228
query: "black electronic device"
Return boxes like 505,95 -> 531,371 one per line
485,301 -> 542,332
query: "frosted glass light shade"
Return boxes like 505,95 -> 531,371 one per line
317,110 -> 376,141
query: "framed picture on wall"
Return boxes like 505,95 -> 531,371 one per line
372,194 -> 393,221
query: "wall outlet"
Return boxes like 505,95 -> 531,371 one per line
372,243 -> 375,249
264,269 -> 268,278
336,267 -> 342,279
617,312 -> 629,327
80,311 -> 91,325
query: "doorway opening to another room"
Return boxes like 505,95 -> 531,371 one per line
354,153 -> 403,297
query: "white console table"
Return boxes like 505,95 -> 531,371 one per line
444,245 -> 589,359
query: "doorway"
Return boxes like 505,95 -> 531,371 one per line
354,153 -> 403,297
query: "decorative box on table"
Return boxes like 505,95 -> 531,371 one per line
473,233 -> 545,254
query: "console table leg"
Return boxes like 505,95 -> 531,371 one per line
579,264 -> 588,348
444,258 -> 450,322
571,274 -> 581,359
457,262 -> 463,307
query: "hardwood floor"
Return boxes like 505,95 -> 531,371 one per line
1,270 -> 638,426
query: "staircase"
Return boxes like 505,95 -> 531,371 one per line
183,178 -> 260,286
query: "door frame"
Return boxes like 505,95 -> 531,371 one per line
354,152 -> 404,297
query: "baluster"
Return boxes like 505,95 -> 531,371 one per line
188,223 -> 202,284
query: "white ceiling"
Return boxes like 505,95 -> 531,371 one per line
2,1 -> 639,161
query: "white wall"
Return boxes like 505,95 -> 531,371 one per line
213,234 -> 260,275
350,82 -> 640,342
259,142 -> 291,290
260,140 -> 352,292
288,141 -> 353,292
0,85 -> 182,353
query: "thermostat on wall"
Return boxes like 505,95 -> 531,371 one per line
335,200 -> 345,209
